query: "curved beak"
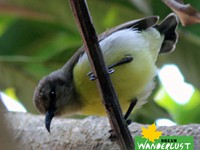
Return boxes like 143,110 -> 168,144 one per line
45,106 -> 56,133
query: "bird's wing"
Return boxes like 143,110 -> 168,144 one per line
98,16 -> 159,41
62,16 -> 159,73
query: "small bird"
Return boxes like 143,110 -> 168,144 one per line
33,13 -> 178,132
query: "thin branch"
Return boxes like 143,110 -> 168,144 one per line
0,5 -> 53,22
69,0 -> 134,149
162,0 -> 200,26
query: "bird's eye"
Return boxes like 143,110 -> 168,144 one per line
49,88 -> 56,100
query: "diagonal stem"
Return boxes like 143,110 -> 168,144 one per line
69,0 -> 134,149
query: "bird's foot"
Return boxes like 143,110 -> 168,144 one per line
108,98 -> 137,142
87,55 -> 133,81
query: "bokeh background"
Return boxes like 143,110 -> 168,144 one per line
0,0 -> 200,125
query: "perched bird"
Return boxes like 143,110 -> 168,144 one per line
33,13 -> 178,132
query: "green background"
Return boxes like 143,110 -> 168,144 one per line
0,0 -> 200,124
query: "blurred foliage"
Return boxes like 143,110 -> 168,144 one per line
4,88 -> 18,101
0,0 -> 200,124
156,86 -> 200,124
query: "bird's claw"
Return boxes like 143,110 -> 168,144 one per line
87,68 -> 115,81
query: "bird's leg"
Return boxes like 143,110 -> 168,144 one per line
124,98 -> 138,126
109,98 -> 138,141
108,55 -> 133,70
87,55 -> 133,81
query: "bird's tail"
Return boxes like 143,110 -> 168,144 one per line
155,13 -> 179,53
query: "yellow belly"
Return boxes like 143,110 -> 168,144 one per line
73,50 -> 156,115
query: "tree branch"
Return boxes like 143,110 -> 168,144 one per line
0,107 -> 15,150
3,112 -> 200,150
69,0 -> 134,149
162,0 -> 200,26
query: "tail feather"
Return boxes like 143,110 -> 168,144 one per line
155,13 -> 179,53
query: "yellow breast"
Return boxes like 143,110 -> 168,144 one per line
73,28 -> 162,115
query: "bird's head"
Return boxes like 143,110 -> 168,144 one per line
33,70 -> 78,132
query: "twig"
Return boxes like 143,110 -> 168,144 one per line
69,0 -> 134,149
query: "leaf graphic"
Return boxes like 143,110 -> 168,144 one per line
141,123 -> 162,142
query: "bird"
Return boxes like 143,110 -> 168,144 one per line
33,13 -> 178,132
